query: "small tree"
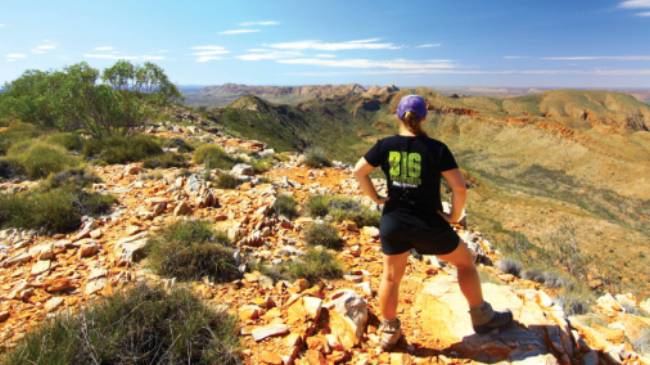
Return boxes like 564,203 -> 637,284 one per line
0,61 -> 180,137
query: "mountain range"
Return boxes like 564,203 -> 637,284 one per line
184,84 -> 650,297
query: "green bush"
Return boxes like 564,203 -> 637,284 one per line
146,220 -> 239,282
0,61 -> 179,137
193,144 -> 237,169
0,121 -> 41,155
283,249 -> 343,283
83,134 -> 163,164
3,284 -> 240,365
164,137 -> 194,152
6,141 -> 79,179
216,173 -> 242,189
43,132 -> 84,151
143,152 -> 188,169
0,186 -> 114,233
250,157 -> 274,173
304,222 -> 343,250
306,194 -> 331,217
41,168 -> 101,190
304,147 -> 331,168
273,194 -> 298,218
305,195 -> 380,227
0,158 -> 24,179
497,259 -> 523,277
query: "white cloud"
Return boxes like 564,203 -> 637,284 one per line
239,20 -> 279,26
543,55 -> 650,61
268,38 -> 401,51
288,68 -> 650,77
84,53 -> 165,61
219,28 -> 260,35
94,46 -> 114,52
276,57 -> 455,70
416,43 -> 441,48
504,56 -> 529,60
637,11 -> 650,15
0,23 -> 5,28
237,49 -> 301,61
619,0 -> 650,8
190,45 -> 229,63
315,54 -> 336,58
32,40 -> 57,54
5,53 -> 27,62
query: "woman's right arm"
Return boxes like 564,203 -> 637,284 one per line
354,157 -> 386,205
441,168 -> 467,224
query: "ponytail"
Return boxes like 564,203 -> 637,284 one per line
402,111 -> 426,136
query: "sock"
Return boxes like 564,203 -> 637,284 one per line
469,301 -> 495,326
381,318 -> 400,329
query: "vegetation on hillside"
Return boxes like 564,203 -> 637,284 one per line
146,220 -> 240,282
0,168 -> 114,233
3,284 -> 241,365
0,61 -> 180,137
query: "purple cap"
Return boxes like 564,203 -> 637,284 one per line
396,94 -> 427,120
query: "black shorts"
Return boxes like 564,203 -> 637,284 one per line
379,210 -> 460,256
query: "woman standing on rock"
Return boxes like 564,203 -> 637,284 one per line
353,94 -> 513,350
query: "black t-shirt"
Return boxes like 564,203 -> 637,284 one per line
364,134 -> 458,216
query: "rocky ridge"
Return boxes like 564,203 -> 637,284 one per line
0,121 -> 649,364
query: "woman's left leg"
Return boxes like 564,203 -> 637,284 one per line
378,251 -> 410,321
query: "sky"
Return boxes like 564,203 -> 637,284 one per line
1,0 -> 650,88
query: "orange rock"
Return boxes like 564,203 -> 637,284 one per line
45,278 -> 76,293
302,349 -> 326,365
306,336 -> 330,354
390,353 -> 412,365
260,350 -> 283,365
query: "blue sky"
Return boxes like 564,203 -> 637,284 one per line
1,0 -> 650,87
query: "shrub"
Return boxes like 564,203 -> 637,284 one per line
3,284 -> 240,365
497,259 -> 523,277
273,194 -> 298,218
83,134 -> 163,164
143,152 -> 188,169
304,222 -> 343,250
43,132 -> 84,151
304,147 -> 331,168
0,158 -> 24,179
216,173 -> 242,189
282,249 -> 343,283
6,141 -> 79,179
146,220 -> 239,282
306,195 -> 380,227
0,172 -> 114,233
558,294 -> 589,316
193,145 -> 237,169
330,204 -> 380,227
164,137 -> 194,152
0,186 -> 115,233
306,194 -> 330,217
521,268 -> 545,283
539,271 -> 567,289
41,168 -> 101,190
250,157 -> 274,174
0,121 -> 41,155
0,61 -> 179,137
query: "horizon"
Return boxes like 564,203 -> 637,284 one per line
2,0 -> 650,88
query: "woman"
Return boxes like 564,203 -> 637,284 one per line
353,94 -> 512,350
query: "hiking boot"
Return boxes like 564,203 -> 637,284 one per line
470,301 -> 513,334
379,318 -> 402,350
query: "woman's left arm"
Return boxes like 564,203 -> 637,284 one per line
353,157 -> 386,205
